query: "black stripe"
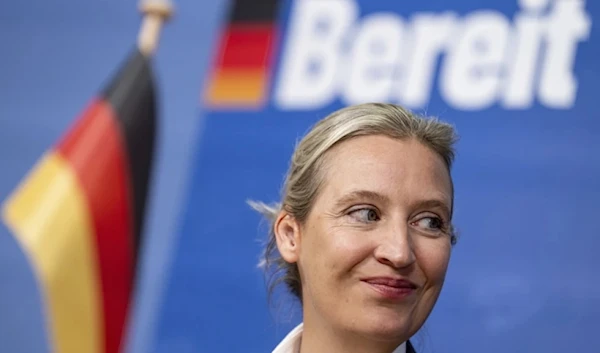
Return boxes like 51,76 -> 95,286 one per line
407,340 -> 417,353
102,47 -> 156,273
229,0 -> 280,22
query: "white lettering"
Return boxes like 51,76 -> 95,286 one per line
275,0 -> 358,109
440,11 -> 510,110
502,6 -> 544,109
519,0 -> 550,12
539,0 -> 591,108
400,13 -> 457,108
342,14 -> 405,104
273,0 -> 592,112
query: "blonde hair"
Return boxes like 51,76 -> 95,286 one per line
249,103 -> 459,302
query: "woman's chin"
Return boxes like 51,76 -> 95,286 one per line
351,314 -> 415,343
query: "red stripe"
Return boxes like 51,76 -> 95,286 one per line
214,23 -> 276,69
56,98 -> 133,353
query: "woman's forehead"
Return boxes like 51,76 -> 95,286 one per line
316,135 -> 453,206
323,136 -> 451,182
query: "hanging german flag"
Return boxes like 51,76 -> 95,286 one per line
1,46 -> 156,353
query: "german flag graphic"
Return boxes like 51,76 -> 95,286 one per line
1,46 -> 156,353
205,0 -> 283,109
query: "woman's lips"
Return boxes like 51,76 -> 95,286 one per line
361,277 -> 418,300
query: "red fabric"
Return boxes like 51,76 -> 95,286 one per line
56,98 -> 134,353
215,23 -> 277,69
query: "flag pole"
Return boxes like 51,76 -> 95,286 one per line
137,1 -> 174,56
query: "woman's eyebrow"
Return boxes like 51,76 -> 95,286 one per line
412,199 -> 452,218
333,190 -> 390,209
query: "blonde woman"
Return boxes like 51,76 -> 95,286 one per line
251,103 -> 459,353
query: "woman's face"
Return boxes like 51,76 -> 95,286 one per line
277,135 -> 453,344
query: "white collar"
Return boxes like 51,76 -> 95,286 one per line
271,323 -> 407,353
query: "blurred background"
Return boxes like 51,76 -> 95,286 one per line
1,0 -> 599,352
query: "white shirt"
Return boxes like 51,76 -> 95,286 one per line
271,323 -> 407,353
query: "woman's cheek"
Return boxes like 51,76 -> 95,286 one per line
331,233 -> 375,269
414,237 -> 452,281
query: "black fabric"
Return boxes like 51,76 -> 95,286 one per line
407,340 -> 417,353
229,0 -> 280,22
102,47 -> 156,273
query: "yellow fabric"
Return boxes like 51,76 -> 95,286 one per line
2,152 -> 102,353
206,68 -> 268,107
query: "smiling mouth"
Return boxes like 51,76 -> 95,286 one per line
361,277 -> 418,300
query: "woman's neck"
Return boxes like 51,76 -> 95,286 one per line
299,311 -> 403,353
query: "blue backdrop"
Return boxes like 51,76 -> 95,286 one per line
0,0 -> 599,352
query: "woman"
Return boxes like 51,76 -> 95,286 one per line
251,103 -> 459,353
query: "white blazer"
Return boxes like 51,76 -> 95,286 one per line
271,323 -> 410,353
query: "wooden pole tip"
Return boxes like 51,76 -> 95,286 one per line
140,1 -> 174,20
137,1 -> 174,56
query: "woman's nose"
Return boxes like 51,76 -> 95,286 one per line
373,225 -> 416,269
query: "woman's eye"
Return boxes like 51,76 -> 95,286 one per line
348,208 -> 380,223
414,217 -> 444,231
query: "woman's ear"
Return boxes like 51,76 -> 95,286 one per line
274,211 -> 301,263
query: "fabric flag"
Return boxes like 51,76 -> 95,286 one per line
1,47 -> 156,353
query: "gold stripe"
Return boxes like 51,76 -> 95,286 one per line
2,152 -> 102,353
206,69 -> 268,106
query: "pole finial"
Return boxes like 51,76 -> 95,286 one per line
137,1 -> 174,56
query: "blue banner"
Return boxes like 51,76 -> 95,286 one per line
156,0 -> 600,352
